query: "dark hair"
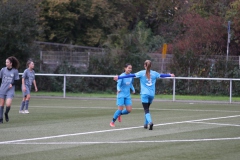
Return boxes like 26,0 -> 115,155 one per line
7,56 -> 20,69
26,60 -> 33,68
144,60 -> 151,80
123,63 -> 132,72
124,63 -> 131,68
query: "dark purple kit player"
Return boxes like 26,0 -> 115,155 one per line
0,56 -> 20,123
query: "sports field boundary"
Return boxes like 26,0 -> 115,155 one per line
14,95 -> 240,104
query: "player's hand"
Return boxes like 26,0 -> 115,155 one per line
35,87 -> 38,92
113,75 -> 118,81
22,86 -> 26,92
170,74 -> 175,77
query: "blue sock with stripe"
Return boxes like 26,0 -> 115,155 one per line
112,110 -> 122,122
0,106 -> 3,121
25,100 -> 29,110
20,101 -> 25,111
144,115 -> 148,125
145,113 -> 152,124
121,109 -> 129,115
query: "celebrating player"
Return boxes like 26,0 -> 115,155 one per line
19,60 -> 38,114
0,56 -> 20,123
110,63 -> 135,127
114,60 -> 175,130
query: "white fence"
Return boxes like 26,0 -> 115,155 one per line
19,73 -> 240,103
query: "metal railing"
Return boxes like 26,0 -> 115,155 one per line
172,77 -> 240,103
19,73 -> 240,103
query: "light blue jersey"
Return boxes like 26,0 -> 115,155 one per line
135,70 -> 161,97
116,68 -> 172,128
117,73 -> 135,98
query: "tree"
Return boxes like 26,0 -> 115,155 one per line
169,10 -> 227,78
110,0 -> 185,43
0,0 -> 41,70
38,0 -> 127,46
37,0 -> 78,43
38,0 -> 188,46
226,0 -> 240,55
103,21 -> 163,71
173,13 -> 226,55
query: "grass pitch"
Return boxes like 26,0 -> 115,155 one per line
0,97 -> 240,160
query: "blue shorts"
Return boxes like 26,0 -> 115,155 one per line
22,85 -> 31,97
116,97 -> 132,106
141,94 -> 154,103
0,94 -> 14,99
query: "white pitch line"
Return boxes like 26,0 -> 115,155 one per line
3,137 -> 240,145
28,105 -> 240,113
0,126 -> 141,144
189,121 -> 240,127
153,114 -> 240,127
1,115 -> 240,144
159,109 -> 240,113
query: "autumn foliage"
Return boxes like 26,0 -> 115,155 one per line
172,13 -> 226,55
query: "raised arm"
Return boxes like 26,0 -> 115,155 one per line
160,73 -> 175,78
114,74 -> 136,81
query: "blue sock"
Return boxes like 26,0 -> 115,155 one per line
20,101 -> 25,111
121,109 -> 129,115
0,106 -> 3,120
25,100 -> 29,110
144,116 -> 148,125
145,113 -> 152,124
112,110 -> 122,122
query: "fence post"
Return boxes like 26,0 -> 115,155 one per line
173,78 -> 176,101
88,52 -> 90,68
230,80 -> 232,103
40,51 -> 42,72
63,75 -> 66,98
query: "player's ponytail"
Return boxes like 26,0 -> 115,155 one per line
144,60 -> 151,80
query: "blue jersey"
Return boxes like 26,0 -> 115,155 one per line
117,73 -> 135,98
135,70 -> 161,96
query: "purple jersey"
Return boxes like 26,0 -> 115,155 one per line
22,69 -> 35,87
0,67 -> 19,95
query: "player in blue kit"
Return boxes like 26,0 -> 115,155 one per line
0,56 -> 20,123
19,60 -> 38,114
110,63 -> 135,127
114,60 -> 175,130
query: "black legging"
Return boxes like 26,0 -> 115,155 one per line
142,103 -> 151,114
